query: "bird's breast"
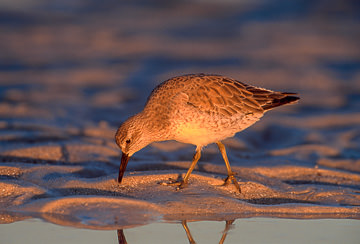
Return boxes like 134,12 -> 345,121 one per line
174,123 -> 211,145
170,118 -> 238,146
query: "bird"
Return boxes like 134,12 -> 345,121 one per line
115,74 -> 299,192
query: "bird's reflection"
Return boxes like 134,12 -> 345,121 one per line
218,220 -> 235,244
117,229 -> 127,244
182,220 -> 196,244
182,220 -> 235,244
116,220 -> 235,244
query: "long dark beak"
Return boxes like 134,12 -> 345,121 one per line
118,153 -> 130,183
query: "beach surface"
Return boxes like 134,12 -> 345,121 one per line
0,0 -> 360,230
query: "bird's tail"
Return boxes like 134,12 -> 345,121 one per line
262,93 -> 300,111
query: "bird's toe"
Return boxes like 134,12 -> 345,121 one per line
223,174 -> 241,193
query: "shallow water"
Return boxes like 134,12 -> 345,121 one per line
1,218 -> 360,244
0,0 -> 360,242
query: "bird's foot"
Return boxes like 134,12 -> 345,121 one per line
159,177 -> 188,191
223,173 -> 241,193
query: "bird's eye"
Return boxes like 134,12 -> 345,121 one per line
126,139 -> 131,144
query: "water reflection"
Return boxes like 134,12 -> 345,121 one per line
117,229 -> 127,244
117,220 -> 235,244
1,217 -> 360,243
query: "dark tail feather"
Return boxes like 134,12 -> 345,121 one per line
262,93 -> 300,111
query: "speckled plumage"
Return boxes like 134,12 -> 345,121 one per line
115,74 -> 299,192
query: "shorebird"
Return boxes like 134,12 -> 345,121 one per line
115,74 -> 299,192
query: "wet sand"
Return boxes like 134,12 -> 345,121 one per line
1,0 -> 360,231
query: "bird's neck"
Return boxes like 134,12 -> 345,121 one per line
136,111 -> 171,142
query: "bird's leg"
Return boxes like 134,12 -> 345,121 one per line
160,146 -> 201,190
216,141 -> 241,193
178,146 -> 202,190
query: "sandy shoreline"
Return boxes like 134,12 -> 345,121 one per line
1,0 -> 360,231
1,162 -> 360,229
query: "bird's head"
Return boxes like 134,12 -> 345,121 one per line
115,114 -> 151,183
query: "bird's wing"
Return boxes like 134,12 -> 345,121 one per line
183,75 -> 265,117
244,85 -> 299,111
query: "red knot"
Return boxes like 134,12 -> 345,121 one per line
115,74 -> 299,192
